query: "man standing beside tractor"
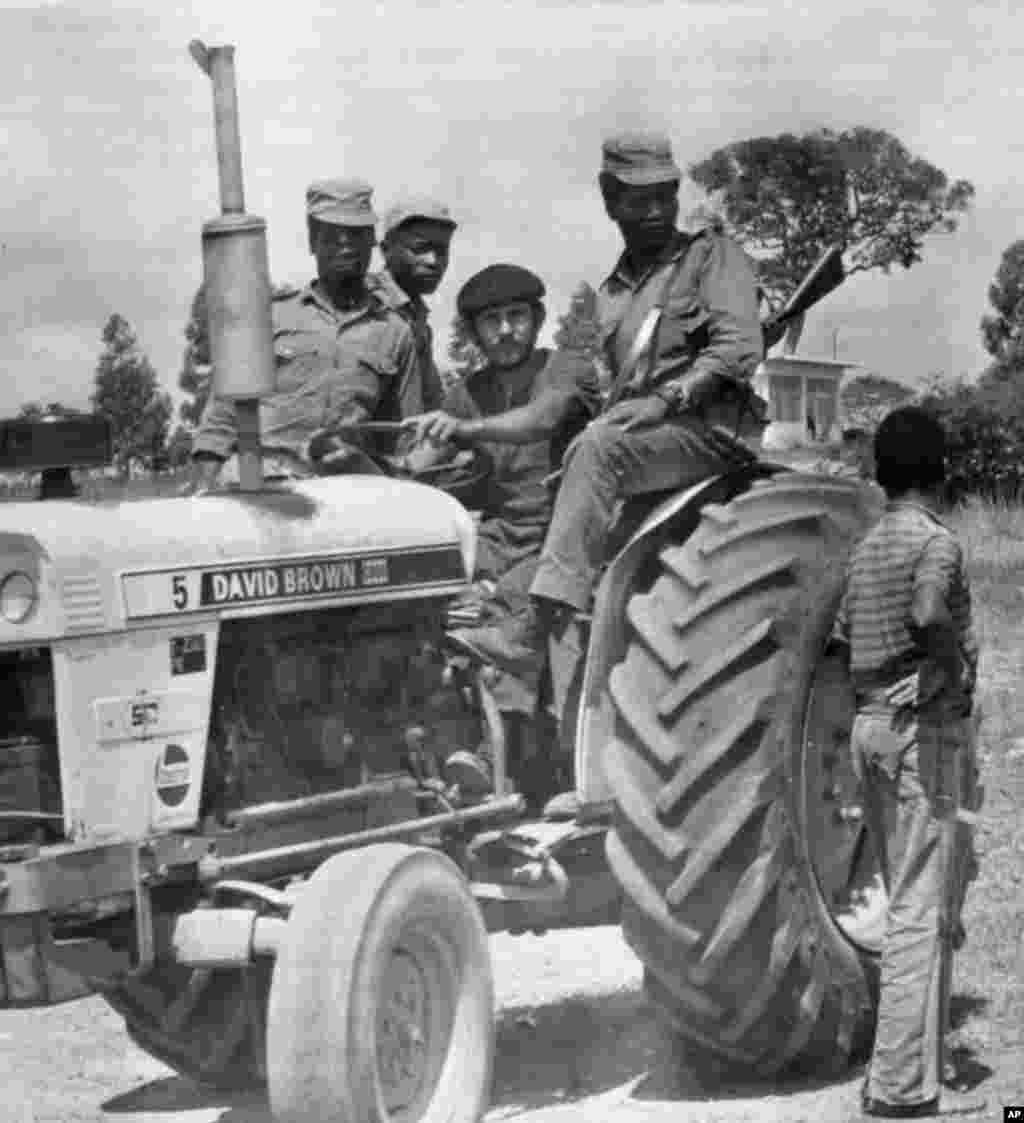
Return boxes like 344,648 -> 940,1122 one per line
369,196 -> 458,414
835,406 -> 984,1120
444,132 -> 766,811
189,178 -> 424,488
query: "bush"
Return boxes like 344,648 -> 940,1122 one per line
919,371 -> 1024,501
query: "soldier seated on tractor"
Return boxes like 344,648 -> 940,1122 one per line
187,178 -> 425,490
445,132 -> 767,816
403,265 -> 601,793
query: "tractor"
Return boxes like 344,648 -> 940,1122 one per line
0,39 -> 911,1123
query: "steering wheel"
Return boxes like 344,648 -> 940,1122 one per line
406,447 -> 494,507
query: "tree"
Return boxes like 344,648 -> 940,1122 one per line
553,281 -> 611,391
446,315 -> 484,382
919,374 -> 1024,501
91,314 -> 172,476
689,127 -> 974,308
839,373 -> 915,431
980,240 -> 1024,368
178,283 -> 212,427
553,282 -> 601,356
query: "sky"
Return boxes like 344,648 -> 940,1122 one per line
1,0 -> 1022,418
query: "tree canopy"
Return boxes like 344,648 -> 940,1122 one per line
178,283 -> 212,427
689,127 -> 974,308
90,313 -> 171,475
553,282 -> 601,356
839,372 -> 915,431
980,239 -> 1024,370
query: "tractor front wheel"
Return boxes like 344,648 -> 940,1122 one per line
266,843 -> 495,1123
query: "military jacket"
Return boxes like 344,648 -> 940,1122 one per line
367,268 -> 445,412
193,280 -> 420,460
598,227 -> 763,403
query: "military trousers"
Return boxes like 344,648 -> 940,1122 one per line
529,415 -> 752,611
853,706 -> 971,1109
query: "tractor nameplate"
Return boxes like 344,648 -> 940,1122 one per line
121,545 -> 465,619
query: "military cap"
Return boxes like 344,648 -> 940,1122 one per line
305,177 -> 376,227
457,264 -> 546,317
382,195 -> 457,238
601,131 -> 682,186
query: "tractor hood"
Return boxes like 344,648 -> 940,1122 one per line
0,475 -> 476,643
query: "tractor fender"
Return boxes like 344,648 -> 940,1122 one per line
574,464 -> 783,809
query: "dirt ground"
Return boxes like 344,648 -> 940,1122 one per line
0,921 -> 1019,1123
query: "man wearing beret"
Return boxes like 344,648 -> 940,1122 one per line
447,133 -> 764,812
190,178 -> 423,486
368,196 -> 457,414
409,263 -> 600,589
405,264 -> 601,795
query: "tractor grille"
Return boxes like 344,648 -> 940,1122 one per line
59,572 -> 106,632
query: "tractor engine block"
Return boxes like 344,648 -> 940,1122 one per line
203,600 -> 477,815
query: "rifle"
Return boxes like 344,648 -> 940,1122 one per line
761,245 -> 846,352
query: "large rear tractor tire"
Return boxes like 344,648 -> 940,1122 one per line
604,473 -> 886,1077
267,843 -> 495,1123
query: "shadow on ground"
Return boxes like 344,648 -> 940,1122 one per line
491,984 -> 857,1115
103,1076 -> 271,1121
101,986 -> 995,1121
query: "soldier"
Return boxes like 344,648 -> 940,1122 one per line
369,196 -> 457,413
189,178 -> 422,489
449,132 -> 764,699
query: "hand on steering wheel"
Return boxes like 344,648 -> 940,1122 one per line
404,410 -> 467,446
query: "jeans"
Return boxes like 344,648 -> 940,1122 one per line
853,707 -> 970,1107
530,416 -> 752,610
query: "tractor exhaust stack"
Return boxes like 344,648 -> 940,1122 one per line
190,40 -> 275,492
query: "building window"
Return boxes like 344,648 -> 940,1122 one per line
771,374 -> 803,423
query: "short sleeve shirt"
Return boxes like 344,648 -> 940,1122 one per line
837,500 -> 978,710
193,280 -> 420,460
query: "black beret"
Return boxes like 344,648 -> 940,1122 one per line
457,264 -> 546,318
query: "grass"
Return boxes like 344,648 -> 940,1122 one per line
942,498 -> 1024,1083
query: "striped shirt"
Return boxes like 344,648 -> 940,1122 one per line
836,501 -> 978,712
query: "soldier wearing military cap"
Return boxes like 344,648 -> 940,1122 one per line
190,178 -> 424,487
368,196 -> 458,413
446,134 -> 765,816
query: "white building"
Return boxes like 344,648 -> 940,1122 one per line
752,354 -> 859,450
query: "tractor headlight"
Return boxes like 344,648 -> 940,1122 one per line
0,571 -> 37,623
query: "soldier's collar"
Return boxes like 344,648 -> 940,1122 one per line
606,229 -> 694,289
368,268 -> 413,312
302,278 -> 382,317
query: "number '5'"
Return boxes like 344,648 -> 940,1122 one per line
172,576 -> 188,610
